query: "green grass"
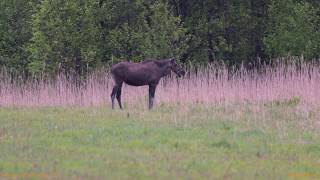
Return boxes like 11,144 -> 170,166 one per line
0,104 -> 320,179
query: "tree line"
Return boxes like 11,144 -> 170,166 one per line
0,0 -> 319,76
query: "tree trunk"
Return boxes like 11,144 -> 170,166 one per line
75,48 -> 81,87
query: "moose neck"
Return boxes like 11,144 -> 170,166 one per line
154,60 -> 171,77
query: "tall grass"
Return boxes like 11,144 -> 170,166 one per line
0,61 -> 319,108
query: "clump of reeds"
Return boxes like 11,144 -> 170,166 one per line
0,60 -> 319,108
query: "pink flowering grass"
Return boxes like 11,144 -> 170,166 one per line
0,62 -> 319,108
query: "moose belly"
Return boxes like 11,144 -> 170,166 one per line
124,76 -> 150,86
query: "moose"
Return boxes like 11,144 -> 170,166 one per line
110,58 -> 185,109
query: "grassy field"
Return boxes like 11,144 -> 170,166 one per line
0,103 -> 320,180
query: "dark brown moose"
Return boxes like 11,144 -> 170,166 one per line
110,58 -> 185,109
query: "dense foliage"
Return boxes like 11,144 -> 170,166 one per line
0,0 -> 319,75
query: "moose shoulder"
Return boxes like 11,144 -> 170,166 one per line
110,58 -> 185,109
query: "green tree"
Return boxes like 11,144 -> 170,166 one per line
103,0 -> 189,62
169,0 -> 270,66
264,0 -> 320,59
0,0 -> 38,71
28,0 -> 100,75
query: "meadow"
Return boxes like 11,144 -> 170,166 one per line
0,62 -> 320,179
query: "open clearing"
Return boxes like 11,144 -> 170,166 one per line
0,104 -> 320,180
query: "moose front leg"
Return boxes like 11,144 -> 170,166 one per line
148,85 -> 156,109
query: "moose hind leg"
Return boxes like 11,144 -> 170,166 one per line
116,83 -> 123,109
111,86 -> 118,109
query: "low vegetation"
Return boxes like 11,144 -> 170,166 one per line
0,104 -> 320,179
